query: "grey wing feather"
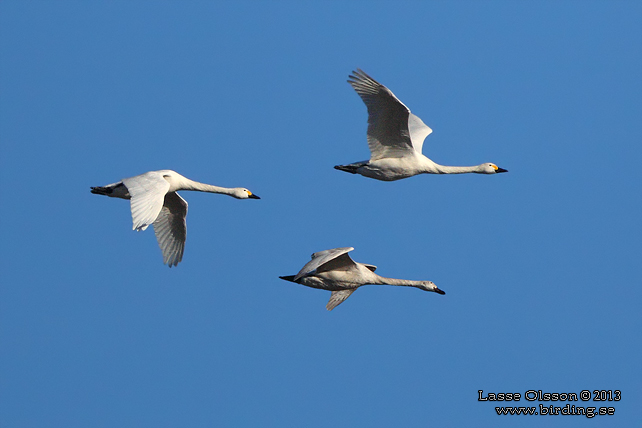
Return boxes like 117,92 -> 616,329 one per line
362,263 -> 377,272
348,69 -> 414,160
123,172 -> 170,231
152,192 -> 187,267
407,112 -> 432,154
294,247 -> 355,282
310,247 -> 354,260
315,253 -> 358,275
326,289 -> 356,311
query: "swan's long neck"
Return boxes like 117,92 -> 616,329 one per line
417,157 -> 483,175
180,178 -> 235,195
373,275 -> 424,289
432,164 -> 482,174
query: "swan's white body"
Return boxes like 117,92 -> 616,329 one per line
280,247 -> 445,310
335,69 -> 508,181
91,170 -> 259,267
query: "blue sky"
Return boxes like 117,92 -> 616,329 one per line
1,1 -> 641,427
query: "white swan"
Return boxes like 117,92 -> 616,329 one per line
279,247 -> 445,311
335,69 -> 508,181
91,170 -> 260,267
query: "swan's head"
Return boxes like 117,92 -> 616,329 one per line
231,188 -> 260,200
419,281 -> 445,295
481,163 -> 508,174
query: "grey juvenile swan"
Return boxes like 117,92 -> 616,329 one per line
335,69 -> 508,181
280,247 -> 445,310
91,169 -> 260,267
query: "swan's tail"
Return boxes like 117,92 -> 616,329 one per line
90,182 -> 129,198
334,162 -> 365,174
90,186 -> 113,195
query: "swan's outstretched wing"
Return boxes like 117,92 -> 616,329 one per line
407,112 -> 432,155
326,289 -> 356,311
122,172 -> 170,231
348,69 -> 431,159
361,263 -> 377,272
152,192 -> 187,267
294,247 -> 356,281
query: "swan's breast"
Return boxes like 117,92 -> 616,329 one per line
314,270 -> 366,289
360,157 -> 427,181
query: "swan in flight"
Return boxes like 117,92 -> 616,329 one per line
279,247 -> 445,311
335,69 -> 508,181
91,170 -> 260,267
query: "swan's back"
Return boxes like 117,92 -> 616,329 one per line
294,247 -> 355,281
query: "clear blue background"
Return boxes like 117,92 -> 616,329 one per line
1,1 -> 640,427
